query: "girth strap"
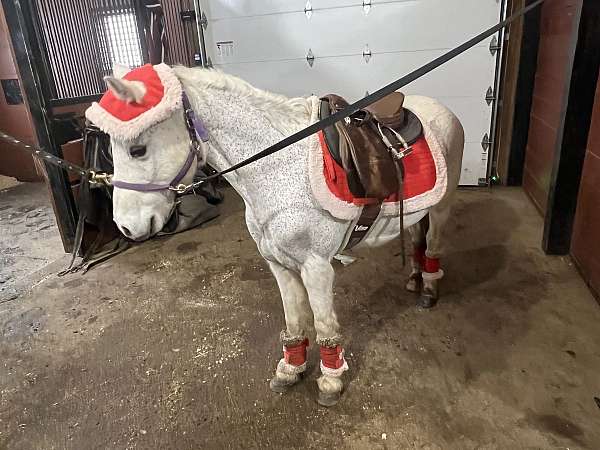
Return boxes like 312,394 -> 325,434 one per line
344,203 -> 382,250
342,159 -> 406,265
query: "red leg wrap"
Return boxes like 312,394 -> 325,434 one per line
413,246 -> 426,267
424,256 -> 440,273
320,345 -> 345,370
283,339 -> 309,366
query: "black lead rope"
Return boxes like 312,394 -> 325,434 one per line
192,0 -> 545,185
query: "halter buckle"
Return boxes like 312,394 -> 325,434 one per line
169,183 -> 190,194
88,171 -> 113,186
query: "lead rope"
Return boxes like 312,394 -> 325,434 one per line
398,161 -> 406,267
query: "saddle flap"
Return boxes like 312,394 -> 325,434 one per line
364,92 -> 405,128
321,93 -> 399,199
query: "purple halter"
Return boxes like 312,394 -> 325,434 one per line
110,92 -> 209,193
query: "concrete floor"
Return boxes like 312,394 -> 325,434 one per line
1,187 -> 599,449
0,182 -> 64,302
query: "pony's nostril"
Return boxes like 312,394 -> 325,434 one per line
121,226 -> 132,237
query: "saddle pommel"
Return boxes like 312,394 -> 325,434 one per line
364,92 -> 405,128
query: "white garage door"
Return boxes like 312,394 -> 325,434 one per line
199,0 -> 505,186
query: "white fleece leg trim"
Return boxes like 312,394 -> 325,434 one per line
277,358 -> 307,376
319,359 -> 349,378
421,269 -> 444,281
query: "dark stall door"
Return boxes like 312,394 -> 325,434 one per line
571,75 -> 600,298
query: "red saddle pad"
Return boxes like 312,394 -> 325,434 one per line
319,131 -> 437,205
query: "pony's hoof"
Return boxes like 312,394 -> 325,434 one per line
269,375 -> 300,393
417,295 -> 437,309
317,390 -> 341,407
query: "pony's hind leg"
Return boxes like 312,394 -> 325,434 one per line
406,217 -> 428,293
420,200 -> 452,308
268,261 -> 312,393
300,254 -> 348,407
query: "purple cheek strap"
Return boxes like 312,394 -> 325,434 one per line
110,91 -> 209,192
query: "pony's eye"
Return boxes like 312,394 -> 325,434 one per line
129,145 -> 146,158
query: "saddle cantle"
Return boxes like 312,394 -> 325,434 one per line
319,92 -> 423,200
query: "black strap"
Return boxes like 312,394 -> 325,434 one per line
345,203 -> 382,250
195,0 -> 545,183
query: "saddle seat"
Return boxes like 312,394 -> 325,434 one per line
320,92 -> 423,200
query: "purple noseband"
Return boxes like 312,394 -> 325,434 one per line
111,92 -> 209,193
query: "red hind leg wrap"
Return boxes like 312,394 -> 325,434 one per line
424,256 -> 440,273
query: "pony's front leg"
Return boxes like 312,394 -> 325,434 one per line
268,261 -> 312,393
301,255 -> 347,407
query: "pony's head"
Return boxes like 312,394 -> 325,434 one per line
86,63 -> 207,241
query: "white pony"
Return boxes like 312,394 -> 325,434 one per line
86,63 -> 464,406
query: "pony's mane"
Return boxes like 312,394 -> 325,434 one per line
173,66 -> 312,136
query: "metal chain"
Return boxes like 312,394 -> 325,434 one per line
0,130 -> 112,186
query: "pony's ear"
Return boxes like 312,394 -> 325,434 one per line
104,76 -> 147,104
112,63 -> 131,79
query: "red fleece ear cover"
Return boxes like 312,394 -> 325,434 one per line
98,64 -> 165,122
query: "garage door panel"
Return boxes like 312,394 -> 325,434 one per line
203,0 -> 354,20
460,142 -> 489,185
213,47 -> 495,99
362,47 -> 495,99
208,4 -> 501,63
216,60 -> 490,146
204,0 -> 500,30
214,53 -> 493,142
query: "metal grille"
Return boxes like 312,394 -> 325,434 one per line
35,0 -> 145,100
162,0 -> 200,66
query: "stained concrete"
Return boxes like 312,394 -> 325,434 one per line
1,187 -> 599,450
0,182 -> 64,302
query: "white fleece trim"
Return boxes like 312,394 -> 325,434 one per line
307,96 -> 362,222
85,63 -> 183,141
320,358 -> 349,377
421,269 -> 444,281
307,95 -> 454,220
276,358 -> 307,375
381,102 -> 448,216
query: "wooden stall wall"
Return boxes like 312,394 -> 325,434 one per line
0,3 -> 41,181
571,74 -> 600,298
522,0 -> 581,214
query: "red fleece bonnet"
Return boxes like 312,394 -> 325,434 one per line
85,63 -> 182,141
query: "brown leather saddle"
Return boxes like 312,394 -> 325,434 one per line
320,92 -> 423,200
